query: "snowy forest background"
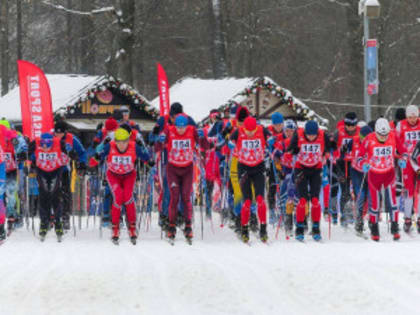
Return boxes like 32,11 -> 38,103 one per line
1,0 -> 420,123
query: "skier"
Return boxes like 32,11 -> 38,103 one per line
348,125 -> 373,235
229,116 -> 272,242
29,133 -> 68,241
157,115 -> 208,243
0,120 -> 27,232
97,127 -> 150,244
278,119 -> 298,235
332,112 -> 360,226
54,121 -> 87,230
92,117 -> 120,227
150,102 -> 196,231
396,105 -> 420,233
288,120 -> 331,241
359,118 -> 401,241
267,112 -> 284,225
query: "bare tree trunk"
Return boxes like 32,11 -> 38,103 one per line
208,0 -> 228,78
117,0 -> 135,85
80,0 -> 95,74
1,0 -> 9,96
66,0 -> 73,73
17,0 -> 22,60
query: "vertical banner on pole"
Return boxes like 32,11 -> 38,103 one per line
157,63 -> 170,117
366,39 -> 379,96
17,60 -> 54,140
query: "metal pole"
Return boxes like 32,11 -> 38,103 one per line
363,12 -> 371,122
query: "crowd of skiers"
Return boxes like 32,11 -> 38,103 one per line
2,102 -> 420,245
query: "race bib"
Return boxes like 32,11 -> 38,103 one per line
405,131 -> 420,142
111,156 -> 132,166
38,152 -> 58,161
242,139 -> 261,150
301,143 -> 321,153
373,146 -> 392,157
172,139 -> 191,150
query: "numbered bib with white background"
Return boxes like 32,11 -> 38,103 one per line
111,156 -> 132,166
172,139 -> 191,150
373,146 -> 392,157
38,152 -> 58,161
301,143 -> 321,153
241,139 -> 261,150
405,131 -> 420,142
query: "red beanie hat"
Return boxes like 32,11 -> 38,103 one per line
244,116 -> 257,131
105,118 -> 118,131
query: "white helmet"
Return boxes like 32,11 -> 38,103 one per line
375,118 -> 390,136
406,105 -> 419,117
357,120 -> 367,128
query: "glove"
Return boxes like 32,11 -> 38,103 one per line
362,163 -> 370,173
148,160 -> 155,167
104,137 -> 111,144
77,162 -> 87,170
228,141 -> 235,150
398,159 -> 407,169
267,136 -> 276,148
16,152 -> 27,162
158,134 -> 166,143
148,133 -> 156,143
152,125 -> 160,135
197,129 -> 205,138
77,162 -> 87,175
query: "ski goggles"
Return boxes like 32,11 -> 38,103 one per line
40,138 -> 53,148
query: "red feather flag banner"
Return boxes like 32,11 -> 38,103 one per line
17,60 -> 54,140
157,63 -> 170,117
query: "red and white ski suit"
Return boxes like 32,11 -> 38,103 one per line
359,132 -> 398,224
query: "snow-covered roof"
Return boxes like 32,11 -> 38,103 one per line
151,77 -> 328,126
151,77 -> 255,122
0,74 -> 105,122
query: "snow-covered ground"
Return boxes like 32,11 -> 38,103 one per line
1,213 -> 419,315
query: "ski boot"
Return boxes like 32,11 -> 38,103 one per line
7,217 -> 15,236
39,221 -> 48,242
241,225 -> 249,243
250,213 -> 258,233
331,211 -> 338,225
312,222 -> 322,241
101,216 -> 111,228
403,218 -> 412,234
340,213 -> 348,228
158,213 -> 169,232
285,214 -> 293,236
111,224 -> 120,245
167,225 -> 176,245
259,224 -> 268,243
369,222 -> 380,241
417,218 -> 420,234
183,222 -> 193,245
355,216 -> 364,235
128,223 -> 137,245
0,224 -> 5,241
55,221 -> 64,242
391,221 -> 400,241
63,216 -> 71,231
295,223 -> 305,242
233,215 -> 241,236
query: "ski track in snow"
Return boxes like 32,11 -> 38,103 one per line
1,214 -> 420,315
